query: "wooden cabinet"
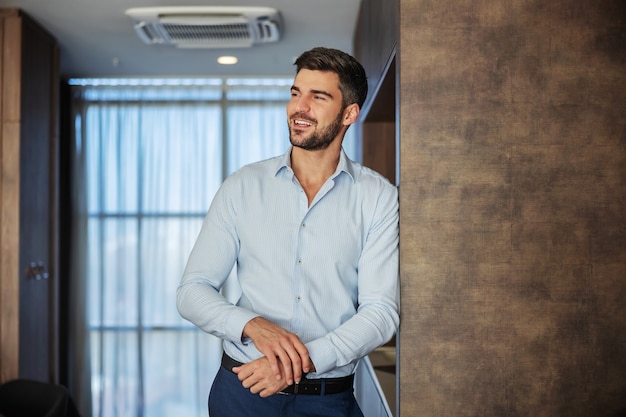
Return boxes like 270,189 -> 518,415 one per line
354,0 -> 398,96
354,0 -> 398,185
359,55 -> 397,185
0,8 -> 59,383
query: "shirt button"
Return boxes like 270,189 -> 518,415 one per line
301,223 -> 306,228
297,259 -> 302,264
296,296 -> 301,301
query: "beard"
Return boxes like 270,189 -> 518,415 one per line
288,110 -> 344,151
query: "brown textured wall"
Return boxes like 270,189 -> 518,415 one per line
399,0 -> 626,416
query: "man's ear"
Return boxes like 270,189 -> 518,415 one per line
342,103 -> 360,126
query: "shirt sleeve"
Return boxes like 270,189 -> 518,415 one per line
306,183 -> 400,375
176,178 -> 259,343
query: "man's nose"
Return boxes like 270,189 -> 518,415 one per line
295,96 -> 311,113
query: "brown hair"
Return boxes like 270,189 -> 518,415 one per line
294,47 -> 368,109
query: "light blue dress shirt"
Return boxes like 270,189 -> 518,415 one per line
177,147 -> 399,379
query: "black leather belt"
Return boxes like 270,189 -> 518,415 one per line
221,353 -> 354,395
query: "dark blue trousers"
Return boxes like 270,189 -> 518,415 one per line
208,366 -> 365,417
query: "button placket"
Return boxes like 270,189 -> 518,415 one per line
292,211 -> 309,333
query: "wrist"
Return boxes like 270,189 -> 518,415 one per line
242,316 -> 262,339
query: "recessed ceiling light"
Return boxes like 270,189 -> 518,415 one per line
217,56 -> 238,65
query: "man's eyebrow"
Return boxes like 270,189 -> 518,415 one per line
290,85 -> 334,99
311,89 -> 334,99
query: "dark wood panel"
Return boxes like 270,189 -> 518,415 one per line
0,8 -> 59,383
18,11 -> 57,382
354,0 -> 398,103
355,0 -> 398,186
362,121 -> 396,184
1,9 -> 20,122
0,8 -> 23,383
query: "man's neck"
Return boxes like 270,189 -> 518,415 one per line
290,143 -> 342,205
291,143 -> 341,181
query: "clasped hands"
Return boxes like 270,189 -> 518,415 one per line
233,316 -> 314,398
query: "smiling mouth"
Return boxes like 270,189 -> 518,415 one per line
294,119 -> 313,127
291,113 -> 316,129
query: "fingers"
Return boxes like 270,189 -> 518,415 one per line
272,333 -> 309,384
242,317 -> 311,384
262,351 -> 281,381
295,342 -> 312,373
285,335 -> 314,381
233,358 -> 289,397
246,378 -> 284,398
259,344 -> 297,385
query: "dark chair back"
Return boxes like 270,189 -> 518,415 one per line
0,379 -> 69,417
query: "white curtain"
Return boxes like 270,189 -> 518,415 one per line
69,78 -> 360,417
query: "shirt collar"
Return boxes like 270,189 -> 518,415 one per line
274,146 -> 356,183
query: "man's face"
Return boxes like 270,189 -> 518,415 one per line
287,69 -> 347,151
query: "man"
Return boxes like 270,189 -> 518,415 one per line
177,47 -> 399,417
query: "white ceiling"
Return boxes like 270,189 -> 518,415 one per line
0,0 -> 362,78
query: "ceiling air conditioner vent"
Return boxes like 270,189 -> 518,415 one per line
125,6 -> 282,48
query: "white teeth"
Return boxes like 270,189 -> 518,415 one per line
295,120 -> 312,126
